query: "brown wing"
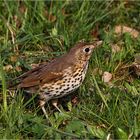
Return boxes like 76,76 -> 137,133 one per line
17,63 -> 63,88
19,71 -> 63,88
10,50 -> 76,89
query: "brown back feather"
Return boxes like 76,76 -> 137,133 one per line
14,52 -> 75,88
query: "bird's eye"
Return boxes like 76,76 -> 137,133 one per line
84,48 -> 90,53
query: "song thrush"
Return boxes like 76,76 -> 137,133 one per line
11,41 -> 102,118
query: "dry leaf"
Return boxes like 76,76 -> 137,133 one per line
111,44 -> 121,53
115,25 -> 139,38
90,24 -> 100,39
10,55 -> 18,62
102,71 -> 112,83
44,10 -> 56,22
15,66 -> 22,72
3,65 -> 13,72
19,2 -> 26,14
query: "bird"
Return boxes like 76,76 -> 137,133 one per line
9,40 -> 102,119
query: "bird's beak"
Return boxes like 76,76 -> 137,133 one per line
89,40 -> 103,49
94,40 -> 103,48
95,40 -> 103,47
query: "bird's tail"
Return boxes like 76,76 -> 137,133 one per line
0,79 -> 18,90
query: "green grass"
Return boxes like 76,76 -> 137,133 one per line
0,0 -> 140,139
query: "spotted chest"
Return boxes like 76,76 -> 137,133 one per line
40,62 -> 89,101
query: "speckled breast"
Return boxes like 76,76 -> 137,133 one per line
40,62 -> 89,101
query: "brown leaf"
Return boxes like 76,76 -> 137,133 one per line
111,44 -> 121,53
19,2 -> 27,14
115,25 -> 139,38
102,71 -> 112,83
3,65 -> 13,72
15,66 -> 22,72
90,24 -> 100,39
10,55 -> 18,62
44,10 -> 56,22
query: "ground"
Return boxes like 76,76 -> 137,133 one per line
0,1 -> 140,139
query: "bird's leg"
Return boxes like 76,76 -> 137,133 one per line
52,99 -> 62,112
39,100 -> 48,119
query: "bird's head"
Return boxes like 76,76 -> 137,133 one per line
69,41 -> 102,62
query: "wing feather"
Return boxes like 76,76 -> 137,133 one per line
10,52 -> 74,89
